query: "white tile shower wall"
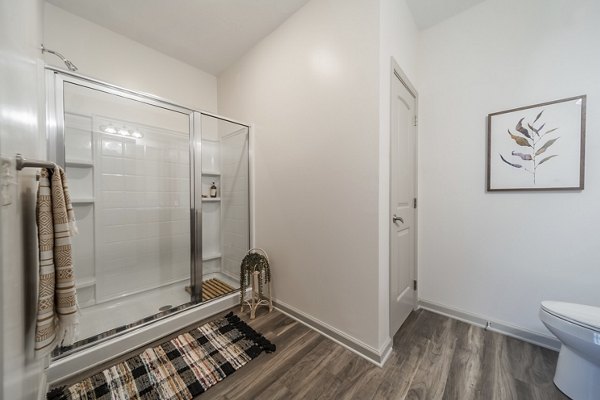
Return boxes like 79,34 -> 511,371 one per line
202,201 -> 221,259
94,127 -> 191,302
221,131 -> 250,278
201,116 -> 222,270
65,113 -> 93,162
71,206 -> 95,285
67,167 -> 94,200
202,140 -> 220,173
64,112 -> 96,306
202,259 -> 221,275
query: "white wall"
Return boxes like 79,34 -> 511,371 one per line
418,0 -> 600,337
218,0 -> 382,350
377,0 -> 418,349
43,3 -> 217,112
0,0 -> 47,398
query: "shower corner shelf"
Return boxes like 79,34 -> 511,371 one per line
76,277 -> 96,289
202,253 -> 222,262
66,159 -> 94,168
202,171 -> 220,176
202,197 -> 220,202
72,197 -> 95,204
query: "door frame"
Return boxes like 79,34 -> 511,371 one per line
389,58 -> 419,318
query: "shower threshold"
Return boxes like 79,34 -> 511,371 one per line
53,273 -> 239,359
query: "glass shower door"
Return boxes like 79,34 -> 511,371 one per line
54,78 -> 196,353
47,71 -> 252,358
199,114 -> 249,297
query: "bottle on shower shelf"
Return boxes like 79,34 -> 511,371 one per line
210,182 -> 217,198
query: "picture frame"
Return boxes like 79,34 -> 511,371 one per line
487,95 -> 586,191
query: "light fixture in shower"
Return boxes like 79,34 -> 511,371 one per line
40,44 -> 78,72
103,126 -> 117,134
100,124 -> 144,139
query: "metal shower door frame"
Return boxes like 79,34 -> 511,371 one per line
45,66 -> 253,364
45,67 -> 203,333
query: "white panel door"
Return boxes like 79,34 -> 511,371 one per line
389,71 -> 417,337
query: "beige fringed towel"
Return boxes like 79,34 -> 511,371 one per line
35,166 -> 79,357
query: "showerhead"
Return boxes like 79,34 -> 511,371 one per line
63,59 -> 78,72
40,44 -> 78,72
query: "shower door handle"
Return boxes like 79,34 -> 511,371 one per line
392,215 -> 404,224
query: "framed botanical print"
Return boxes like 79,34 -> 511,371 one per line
487,95 -> 586,191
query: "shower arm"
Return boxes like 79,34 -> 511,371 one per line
40,44 -> 78,72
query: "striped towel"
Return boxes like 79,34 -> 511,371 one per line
35,166 -> 79,358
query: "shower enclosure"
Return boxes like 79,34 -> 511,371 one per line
45,67 -> 250,359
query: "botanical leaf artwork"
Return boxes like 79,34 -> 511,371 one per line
488,95 -> 585,191
499,110 -> 559,184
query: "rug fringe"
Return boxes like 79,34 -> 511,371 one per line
224,312 -> 276,353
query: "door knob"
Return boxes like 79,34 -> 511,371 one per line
393,215 -> 404,224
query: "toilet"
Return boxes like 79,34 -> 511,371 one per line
539,301 -> 600,400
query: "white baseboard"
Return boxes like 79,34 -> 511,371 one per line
274,299 -> 392,367
418,299 -> 561,351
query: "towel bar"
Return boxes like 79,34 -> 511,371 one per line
15,153 -> 55,171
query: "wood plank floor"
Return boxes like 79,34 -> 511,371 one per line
200,308 -> 568,400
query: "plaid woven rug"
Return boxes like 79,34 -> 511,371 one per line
47,313 -> 276,400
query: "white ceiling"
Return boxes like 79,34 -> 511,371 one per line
46,0 -> 310,75
47,0 -> 485,74
406,0 -> 486,30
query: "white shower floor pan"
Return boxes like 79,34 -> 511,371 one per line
77,273 -> 238,341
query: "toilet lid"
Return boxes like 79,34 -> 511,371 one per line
541,301 -> 600,332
